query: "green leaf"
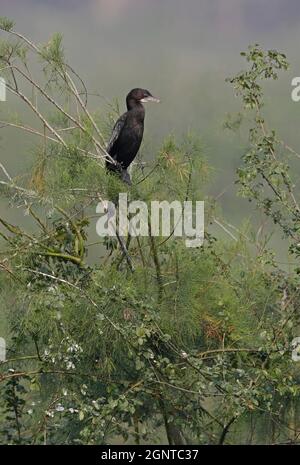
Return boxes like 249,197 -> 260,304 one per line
0,17 -> 15,32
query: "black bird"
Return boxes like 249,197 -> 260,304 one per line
106,88 -> 160,184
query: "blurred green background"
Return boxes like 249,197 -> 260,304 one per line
1,0 -> 300,254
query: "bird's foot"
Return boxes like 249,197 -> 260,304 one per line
121,169 -> 132,185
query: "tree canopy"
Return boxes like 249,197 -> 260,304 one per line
0,20 -> 300,445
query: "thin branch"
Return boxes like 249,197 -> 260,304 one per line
219,415 -> 238,445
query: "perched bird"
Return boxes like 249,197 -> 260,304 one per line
106,88 -> 160,184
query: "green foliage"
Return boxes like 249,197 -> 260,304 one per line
0,375 -> 30,444
0,17 -> 15,32
40,33 -> 65,68
227,45 -> 300,258
1,34 -> 300,445
227,44 -> 289,109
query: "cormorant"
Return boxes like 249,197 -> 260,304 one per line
106,88 -> 160,184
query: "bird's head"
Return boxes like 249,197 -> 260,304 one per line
126,88 -> 160,109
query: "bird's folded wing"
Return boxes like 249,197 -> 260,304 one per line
106,112 -> 127,155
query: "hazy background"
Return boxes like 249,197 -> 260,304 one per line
1,0 -> 300,243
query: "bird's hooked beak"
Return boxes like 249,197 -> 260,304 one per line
140,95 -> 160,103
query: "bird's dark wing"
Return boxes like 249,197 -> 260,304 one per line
106,112 -> 127,156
